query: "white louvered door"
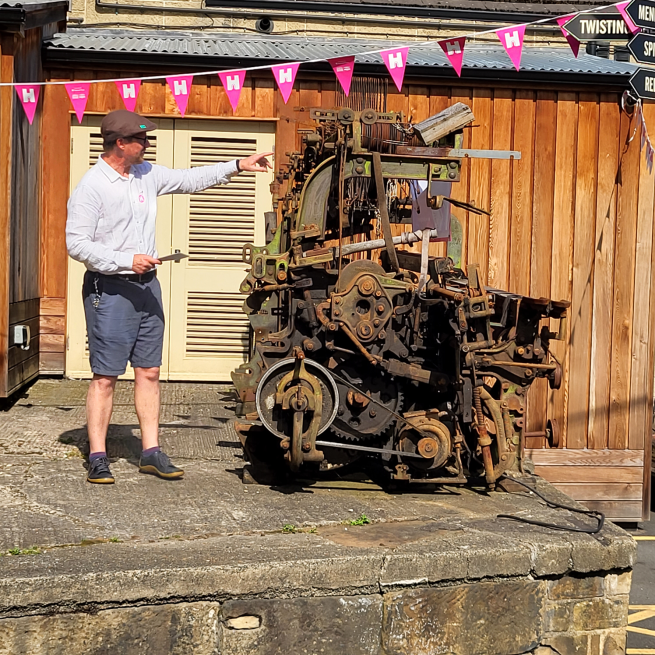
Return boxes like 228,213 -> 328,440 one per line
168,120 -> 275,380
66,117 -> 175,379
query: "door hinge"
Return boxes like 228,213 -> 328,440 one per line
70,137 -> 73,155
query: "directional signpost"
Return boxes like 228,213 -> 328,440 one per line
630,68 -> 655,100
626,0 -> 655,31
629,33 -> 655,64
563,12 -> 632,41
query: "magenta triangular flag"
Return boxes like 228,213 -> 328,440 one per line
556,15 -> 580,58
617,1 -> 640,34
65,82 -> 90,124
380,47 -> 409,92
166,75 -> 193,116
15,85 -> 39,125
329,56 -> 355,96
115,80 -> 141,112
438,37 -> 466,77
218,70 -> 246,113
496,25 -> 526,71
272,63 -> 300,104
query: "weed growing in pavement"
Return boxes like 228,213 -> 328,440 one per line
4,546 -> 41,556
282,524 -> 297,533
349,514 -> 371,526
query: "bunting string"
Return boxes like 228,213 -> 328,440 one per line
4,0 -> 640,128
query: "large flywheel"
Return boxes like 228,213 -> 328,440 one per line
255,355 -> 339,470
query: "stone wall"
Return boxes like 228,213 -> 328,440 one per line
0,570 -> 631,655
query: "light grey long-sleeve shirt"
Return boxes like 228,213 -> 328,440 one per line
66,156 -> 239,274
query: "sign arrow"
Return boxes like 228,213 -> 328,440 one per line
626,0 -> 655,30
563,12 -> 632,41
630,68 -> 655,99
628,33 -> 655,64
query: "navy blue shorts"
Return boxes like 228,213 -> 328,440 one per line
83,271 -> 165,376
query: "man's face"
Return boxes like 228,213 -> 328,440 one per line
119,131 -> 149,165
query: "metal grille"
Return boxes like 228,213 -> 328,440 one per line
185,291 -> 250,357
188,136 -> 258,265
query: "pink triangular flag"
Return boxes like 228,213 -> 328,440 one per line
438,37 -> 466,77
15,85 -> 39,125
65,82 -> 90,124
380,47 -> 409,92
329,56 -> 355,96
496,25 -> 526,71
272,63 -> 300,104
166,75 -> 193,116
115,80 -> 141,112
218,70 -> 246,113
617,1 -> 640,34
556,15 -> 580,58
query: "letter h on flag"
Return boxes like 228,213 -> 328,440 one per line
495,25 -> 526,71
218,70 -> 247,113
380,47 -> 409,92
272,63 -> 300,104
15,85 -> 40,125
115,80 -> 142,112
166,75 -> 194,116
438,37 -> 466,77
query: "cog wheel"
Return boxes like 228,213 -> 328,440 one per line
329,365 -> 404,442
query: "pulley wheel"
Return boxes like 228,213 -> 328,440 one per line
361,109 -> 378,125
338,108 -> 356,125
255,358 -> 339,439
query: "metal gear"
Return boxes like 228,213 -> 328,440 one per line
329,365 -> 403,442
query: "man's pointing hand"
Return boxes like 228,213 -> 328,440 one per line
237,152 -> 274,173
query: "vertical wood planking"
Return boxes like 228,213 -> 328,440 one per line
628,103 -> 655,452
526,91 -> 557,439
40,81 -> 70,300
254,77 -> 276,117
548,93 -> 578,447
640,102 -> 655,518
567,95 -> 599,449
187,75 -> 210,116
488,88 -> 513,290
587,95 -> 620,449
608,110 -> 641,448
509,90 -> 535,296
467,88 -> 493,281
0,35 -> 14,395
138,80 -> 166,115
449,88 -> 472,267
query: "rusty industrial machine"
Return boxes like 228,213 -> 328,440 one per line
232,85 -> 568,489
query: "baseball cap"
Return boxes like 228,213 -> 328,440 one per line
101,110 -> 157,141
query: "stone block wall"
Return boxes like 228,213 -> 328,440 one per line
0,570 -> 632,655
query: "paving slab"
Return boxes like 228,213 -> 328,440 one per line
0,379 -> 638,655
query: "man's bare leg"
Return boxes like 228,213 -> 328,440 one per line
87,374 -> 118,454
134,366 -> 160,450
134,366 -> 184,478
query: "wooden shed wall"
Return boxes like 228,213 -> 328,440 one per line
42,71 -> 655,519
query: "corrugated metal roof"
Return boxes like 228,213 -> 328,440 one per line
44,30 -> 637,76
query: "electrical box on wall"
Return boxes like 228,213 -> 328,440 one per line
11,325 -> 30,351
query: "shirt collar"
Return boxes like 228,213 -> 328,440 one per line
97,155 -> 131,182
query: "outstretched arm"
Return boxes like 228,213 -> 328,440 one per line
155,152 -> 273,196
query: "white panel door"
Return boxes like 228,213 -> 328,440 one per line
66,117 -> 175,379
168,120 -> 275,380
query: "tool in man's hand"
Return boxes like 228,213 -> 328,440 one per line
159,252 -> 189,262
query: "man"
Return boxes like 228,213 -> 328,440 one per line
66,109 -> 272,484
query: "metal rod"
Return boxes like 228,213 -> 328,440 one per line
338,228 -> 440,257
